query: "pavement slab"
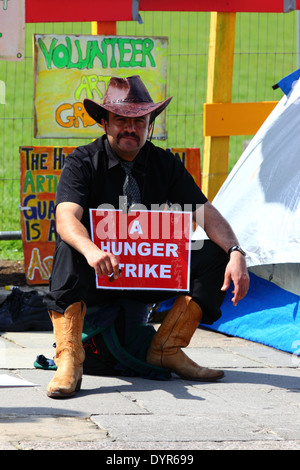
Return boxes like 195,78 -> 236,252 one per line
0,323 -> 300,452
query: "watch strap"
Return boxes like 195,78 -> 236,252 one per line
228,245 -> 246,257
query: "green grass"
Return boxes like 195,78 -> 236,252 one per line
0,11 -> 298,260
0,240 -> 23,260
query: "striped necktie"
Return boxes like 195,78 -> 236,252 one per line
119,160 -> 141,207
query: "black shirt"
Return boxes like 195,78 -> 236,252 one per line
56,135 -> 208,234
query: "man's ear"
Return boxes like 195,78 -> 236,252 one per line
147,123 -> 153,138
101,118 -> 107,133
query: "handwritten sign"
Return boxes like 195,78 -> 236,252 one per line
0,0 -> 25,61
33,34 -> 169,139
90,209 -> 192,291
19,146 -> 75,284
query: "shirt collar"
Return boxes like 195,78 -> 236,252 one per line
104,137 -> 120,169
104,136 -> 147,171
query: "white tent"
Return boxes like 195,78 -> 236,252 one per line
195,76 -> 300,296
192,75 -> 300,353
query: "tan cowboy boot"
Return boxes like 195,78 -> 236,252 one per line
47,301 -> 86,398
147,295 -> 224,381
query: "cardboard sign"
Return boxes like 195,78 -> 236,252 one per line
90,209 -> 192,291
33,34 -> 169,139
19,146 -> 75,284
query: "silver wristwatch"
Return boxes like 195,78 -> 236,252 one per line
228,245 -> 246,257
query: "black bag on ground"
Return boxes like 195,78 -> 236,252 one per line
0,287 -> 52,331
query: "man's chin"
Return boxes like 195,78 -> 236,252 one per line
118,139 -> 140,153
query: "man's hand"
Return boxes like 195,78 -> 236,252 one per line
194,202 -> 250,306
56,202 -> 121,280
85,246 -> 121,280
221,251 -> 250,306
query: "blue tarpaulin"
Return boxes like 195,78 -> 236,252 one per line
273,69 -> 300,95
205,272 -> 300,355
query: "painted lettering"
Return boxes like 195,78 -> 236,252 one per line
27,247 -> 49,280
22,195 -> 56,221
23,172 -> 58,193
38,36 -> 156,70
23,148 -> 49,170
74,75 -> 110,101
25,220 -> 41,241
55,102 -> 100,128
53,148 -> 66,170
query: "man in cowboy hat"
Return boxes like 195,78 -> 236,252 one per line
45,75 -> 249,398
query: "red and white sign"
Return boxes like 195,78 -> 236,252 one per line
90,209 -> 192,291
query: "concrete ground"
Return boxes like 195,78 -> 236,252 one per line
1,313 -> 300,451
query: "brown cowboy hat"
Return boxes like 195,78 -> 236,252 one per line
83,75 -> 172,124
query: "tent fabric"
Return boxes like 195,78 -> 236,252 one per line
192,74 -> 300,352
194,77 -> 300,269
250,263 -> 300,297
205,272 -> 300,355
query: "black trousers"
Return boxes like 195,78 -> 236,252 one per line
44,239 -> 228,325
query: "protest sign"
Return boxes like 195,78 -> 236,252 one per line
90,209 -> 192,291
33,34 -> 168,139
19,145 -> 75,284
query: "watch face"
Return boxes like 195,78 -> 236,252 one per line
228,245 -> 246,256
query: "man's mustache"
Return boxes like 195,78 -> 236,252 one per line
117,132 -> 140,144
